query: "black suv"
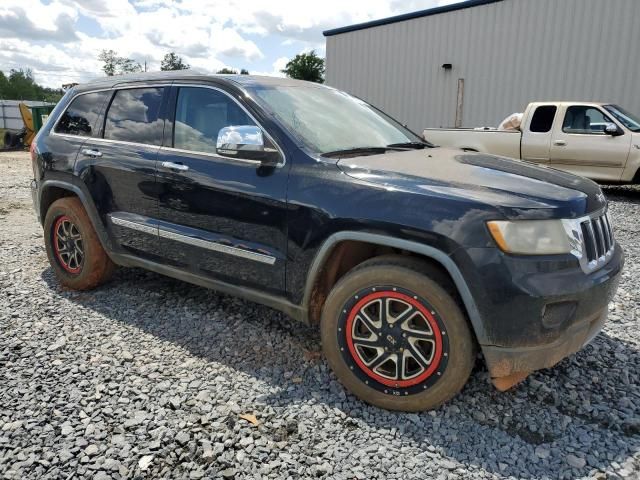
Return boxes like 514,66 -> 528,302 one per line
31,72 -> 623,411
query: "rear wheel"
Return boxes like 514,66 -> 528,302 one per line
44,197 -> 115,290
320,256 -> 475,411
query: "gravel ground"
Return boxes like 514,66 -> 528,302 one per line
0,151 -> 638,480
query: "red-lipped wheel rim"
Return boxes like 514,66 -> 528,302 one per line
345,291 -> 444,388
52,215 -> 84,274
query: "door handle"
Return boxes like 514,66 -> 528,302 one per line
82,148 -> 102,157
553,140 -> 567,146
161,161 -> 189,171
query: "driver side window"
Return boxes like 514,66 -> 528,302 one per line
173,87 -> 256,155
562,106 -> 615,135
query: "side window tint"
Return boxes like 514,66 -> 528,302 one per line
104,88 -> 164,145
563,106 -> 614,134
529,106 -> 557,133
174,87 -> 256,155
54,91 -> 109,136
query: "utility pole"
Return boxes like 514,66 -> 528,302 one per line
144,61 -> 147,72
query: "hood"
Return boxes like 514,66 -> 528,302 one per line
337,148 -> 606,218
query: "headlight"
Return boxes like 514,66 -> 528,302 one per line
487,220 -> 571,255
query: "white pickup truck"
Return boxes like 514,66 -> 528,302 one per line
424,102 -> 640,183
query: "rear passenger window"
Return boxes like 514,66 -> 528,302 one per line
54,91 -> 109,136
529,106 -> 557,133
104,88 -> 164,145
173,87 -> 256,155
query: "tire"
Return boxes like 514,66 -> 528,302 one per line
44,197 -> 115,290
4,131 -> 16,148
320,255 -> 476,411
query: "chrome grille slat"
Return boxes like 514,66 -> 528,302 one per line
603,214 -> 613,247
583,220 -> 597,262
567,210 -> 615,273
599,216 -> 611,252
593,218 -> 606,258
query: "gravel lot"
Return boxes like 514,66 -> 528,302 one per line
0,151 -> 638,479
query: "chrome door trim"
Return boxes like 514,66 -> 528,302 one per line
109,215 -> 158,235
159,146 -> 262,166
158,229 -> 276,265
108,213 -> 276,265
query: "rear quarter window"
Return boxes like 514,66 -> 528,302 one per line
104,87 -> 164,146
529,105 -> 557,133
54,91 -> 110,137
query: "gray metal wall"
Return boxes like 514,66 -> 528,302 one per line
325,0 -> 640,131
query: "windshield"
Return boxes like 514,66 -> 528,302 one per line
247,85 -> 425,154
603,104 -> 640,132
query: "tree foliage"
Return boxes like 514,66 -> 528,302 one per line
216,68 -> 249,74
281,51 -> 324,83
0,69 -> 64,102
161,52 -> 190,71
98,49 -> 143,76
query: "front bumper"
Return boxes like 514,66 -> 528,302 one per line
457,243 -> 623,379
482,304 -> 608,378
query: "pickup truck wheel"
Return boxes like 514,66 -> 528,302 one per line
44,197 -> 115,290
320,256 -> 475,411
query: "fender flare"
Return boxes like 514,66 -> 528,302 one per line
301,231 -> 488,344
39,180 -> 116,253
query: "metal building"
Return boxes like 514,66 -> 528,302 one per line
324,0 -> 640,132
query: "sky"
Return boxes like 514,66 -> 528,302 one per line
0,0 -> 460,88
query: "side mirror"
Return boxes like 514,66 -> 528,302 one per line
604,122 -> 622,136
216,125 -> 280,165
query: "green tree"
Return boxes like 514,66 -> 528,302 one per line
240,68 -> 249,75
216,68 -> 237,74
98,50 -> 118,76
0,71 -> 9,97
118,58 -> 142,74
98,49 -> 142,76
0,69 -> 63,102
281,51 -> 324,83
161,52 -> 189,71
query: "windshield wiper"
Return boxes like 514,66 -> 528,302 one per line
321,147 -> 389,158
386,141 -> 430,149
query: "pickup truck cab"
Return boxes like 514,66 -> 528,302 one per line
424,102 -> 640,183
31,73 -> 623,411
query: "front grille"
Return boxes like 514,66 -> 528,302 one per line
576,212 -> 615,271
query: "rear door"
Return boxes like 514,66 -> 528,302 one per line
154,84 -> 290,294
520,104 -> 557,163
47,90 -> 111,175
77,85 -> 168,258
549,105 -> 631,180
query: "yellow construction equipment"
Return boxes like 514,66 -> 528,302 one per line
19,103 -> 36,147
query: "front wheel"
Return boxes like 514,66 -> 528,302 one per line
320,256 -> 476,411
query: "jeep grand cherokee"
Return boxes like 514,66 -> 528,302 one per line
30,72 -> 623,411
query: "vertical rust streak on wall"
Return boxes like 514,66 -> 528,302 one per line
455,78 -> 465,128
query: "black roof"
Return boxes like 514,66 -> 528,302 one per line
79,70 -> 315,90
323,0 -> 503,37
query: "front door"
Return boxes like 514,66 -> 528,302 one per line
549,105 -> 631,181
154,85 -> 289,295
79,86 -> 167,257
